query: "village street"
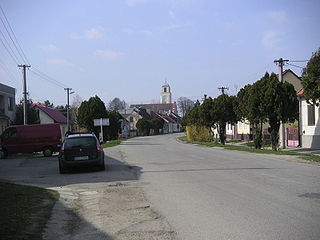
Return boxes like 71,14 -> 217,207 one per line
0,133 -> 320,240
114,133 -> 320,240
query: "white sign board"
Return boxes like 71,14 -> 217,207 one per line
94,118 -> 110,126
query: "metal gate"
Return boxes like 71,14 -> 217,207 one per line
287,128 -> 299,147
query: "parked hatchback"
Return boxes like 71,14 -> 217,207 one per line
58,133 -> 105,173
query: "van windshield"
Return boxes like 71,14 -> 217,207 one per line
64,137 -> 96,149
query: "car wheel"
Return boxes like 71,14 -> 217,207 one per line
43,147 -> 53,157
0,150 -> 7,159
99,163 -> 105,171
59,160 -> 67,174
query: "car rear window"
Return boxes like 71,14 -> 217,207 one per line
64,137 -> 96,149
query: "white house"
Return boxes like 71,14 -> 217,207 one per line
34,105 -> 68,137
298,89 -> 320,148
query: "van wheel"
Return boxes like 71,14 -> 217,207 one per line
43,147 -> 53,157
0,150 -> 7,159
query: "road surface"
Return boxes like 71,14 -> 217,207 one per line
109,133 -> 320,240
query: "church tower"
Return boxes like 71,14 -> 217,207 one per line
161,82 -> 172,104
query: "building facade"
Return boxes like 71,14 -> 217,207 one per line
298,89 -> 320,148
0,83 -> 16,134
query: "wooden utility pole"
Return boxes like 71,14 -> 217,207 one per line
18,64 -> 31,125
274,58 -> 289,149
64,88 -> 74,131
218,87 -> 229,95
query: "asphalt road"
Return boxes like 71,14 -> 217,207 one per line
110,134 -> 320,240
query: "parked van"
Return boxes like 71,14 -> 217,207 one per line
0,124 -> 62,159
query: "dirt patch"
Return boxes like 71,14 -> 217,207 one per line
43,181 -> 176,240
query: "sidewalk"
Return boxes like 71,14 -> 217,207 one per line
227,141 -> 320,156
282,147 -> 320,156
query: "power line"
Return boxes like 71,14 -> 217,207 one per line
0,28 -> 20,64
32,66 -> 68,88
0,12 -> 25,63
29,67 -> 68,89
0,58 -> 19,84
0,4 -> 29,64
289,60 -> 308,63
287,63 -> 304,69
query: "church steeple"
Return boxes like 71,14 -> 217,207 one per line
161,82 -> 172,104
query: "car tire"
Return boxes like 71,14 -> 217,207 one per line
43,147 -> 53,157
99,163 -> 105,171
0,150 -> 7,159
59,160 -> 67,174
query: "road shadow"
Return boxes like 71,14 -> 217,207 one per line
44,200 -> 116,240
0,154 -> 142,188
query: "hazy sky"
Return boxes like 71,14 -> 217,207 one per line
0,0 -> 319,106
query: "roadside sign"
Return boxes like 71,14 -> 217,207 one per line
93,118 -> 110,143
94,118 -> 109,126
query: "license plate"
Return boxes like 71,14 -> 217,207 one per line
74,156 -> 89,161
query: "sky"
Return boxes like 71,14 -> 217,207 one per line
0,0 -> 319,107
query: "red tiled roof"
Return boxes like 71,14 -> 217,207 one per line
130,103 -> 176,113
297,88 -> 304,96
35,105 -> 67,124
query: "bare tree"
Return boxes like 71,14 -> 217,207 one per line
108,97 -> 127,111
177,97 -> 195,117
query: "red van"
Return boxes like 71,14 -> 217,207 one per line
0,124 -> 62,159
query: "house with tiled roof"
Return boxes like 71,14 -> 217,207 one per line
34,104 -> 68,137
118,107 -> 152,136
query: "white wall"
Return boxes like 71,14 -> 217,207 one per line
300,98 -> 320,148
237,120 -> 250,134
39,110 -> 54,124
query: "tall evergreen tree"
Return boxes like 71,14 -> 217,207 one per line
301,48 -> 320,106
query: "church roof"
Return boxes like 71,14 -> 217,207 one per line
130,103 -> 176,113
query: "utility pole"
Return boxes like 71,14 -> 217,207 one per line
218,87 -> 229,95
274,58 -> 289,149
64,88 -> 74,131
18,64 -> 31,125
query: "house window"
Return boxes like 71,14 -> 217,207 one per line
129,117 -> 133,122
8,97 -> 13,111
307,104 -> 315,126
164,88 -> 167,93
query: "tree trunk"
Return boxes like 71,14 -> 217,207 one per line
270,120 -> 280,151
254,122 -> 262,149
219,122 -> 226,145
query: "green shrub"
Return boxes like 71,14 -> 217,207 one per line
186,125 -> 213,142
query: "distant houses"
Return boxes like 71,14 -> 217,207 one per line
118,82 -> 182,136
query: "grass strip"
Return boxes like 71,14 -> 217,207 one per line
179,136 -> 320,163
0,182 -> 59,240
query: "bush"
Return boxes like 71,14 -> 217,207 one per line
186,125 -> 213,142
